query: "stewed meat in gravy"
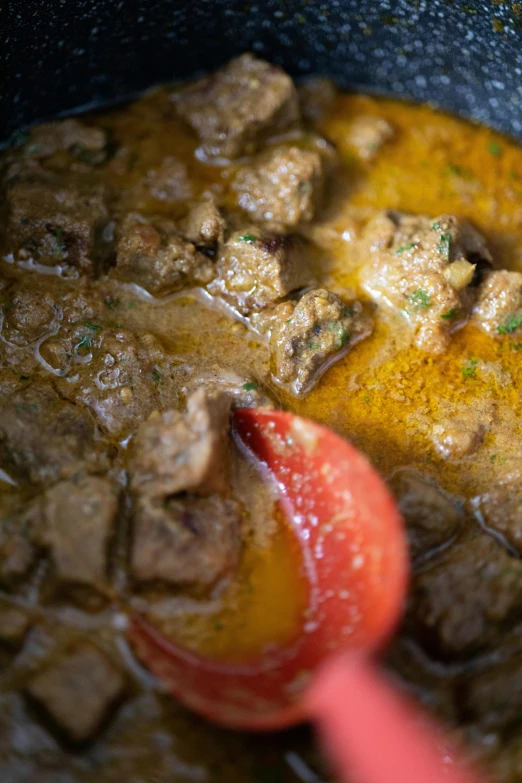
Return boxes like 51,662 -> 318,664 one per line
2,54 -> 522,782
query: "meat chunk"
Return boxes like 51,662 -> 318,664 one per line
232,146 -> 324,225
410,532 -> 522,658
5,180 -> 108,274
1,284 -> 57,347
208,228 -> 312,315
180,198 -> 225,248
0,498 -> 41,588
0,385 -> 107,486
361,212 -> 493,353
175,54 -> 300,159
472,270 -> 522,336
387,469 -> 462,560
23,118 -> 107,163
144,156 -> 192,202
37,477 -> 119,595
460,654 -> 522,731
129,388 -> 231,498
113,213 -> 214,296
472,469 -> 522,553
346,115 -> 394,160
131,493 -> 241,586
432,416 -> 485,459
26,643 -> 126,744
182,367 -> 275,409
270,289 -> 372,395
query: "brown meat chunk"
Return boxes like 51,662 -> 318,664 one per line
180,198 -> 225,247
182,367 -> 275,409
270,289 -> 372,395
144,156 -> 192,202
26,643 -> 125,744
410,532 -> 522,657
208,228 -> 312,315
387,469 -> 462,560
472,270 -> 522,336
0,385 -> 107,486
5,180 -> 108,274
1,284 -> 57,347
432,416 -> 485,459
361,211 -> 493,353
0,498 -> 41,588
175,54 -> 300,159
23,118 -> 107,161
131,493 -> 241,586
232,146 -> 324,225
130,388 -> 231,498
472,469 -> 522,552
113,213 -> 214,296
460,653 -> 522,731
346,115 -> 394,160
37,477 -> 119,594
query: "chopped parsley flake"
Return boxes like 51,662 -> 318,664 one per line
447,163 -> 463,176
395,243 -> 417,254
49,225 -> 66,257
488,141 -> 502,157
76,335 -> 93,351
498,311 -> 522,334
490,454 -> 497,463
461,359 -> 478,379
310,342 -> 320,350
83,321 -> 102,331
242,382 -> 258,391
127,301 -> 136,309
237,233 -> 257,244
431,221 -> 441,230
104,297 -> 119,309
363,394 -> 371,405
408,289 -> 431,311
440,307 -> 459,320
438,232 -> 451,258
151,369 -> 161,383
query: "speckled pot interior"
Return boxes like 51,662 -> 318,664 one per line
2,0 -> 522,141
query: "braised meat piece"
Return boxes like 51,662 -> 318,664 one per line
472,270 -> 522,336
346,115 -> 394,160
270,289 -> 372,395
232,146 -> 324,225
472,469 -> 522,553
0,498 -> 41,588
1,284 -> 57,347
0,385 -> 108,486
175,54 -> 300,159
23,118 -> 107,163
361,211 -> 492,353
131,494 -> 241,586
144,156 -> 192,202
387,469 -> 462,560
113,213 -> 214,296
129,388 -> 231,498
37,477 -> 119,595
26,643 -> 126,744
208,228 -> 312,315
5,180 -> 108,274
410,532 -> 522,657
432,415 -> 485,459
179,198 -> 225,247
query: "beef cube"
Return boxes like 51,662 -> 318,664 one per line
37,477 -> 119,594
175,54 -> 300,159
361,211 -> 493,353
113,213 -> 214,296
208,228 -> 312,315
144,156 -> 192,202
6,180 -> 108,274
130,388 -> 231,498
0,498 -> 41,588
432,415 -> 486,459
1,284 -> 57,347
182,367 -> 275,410
131,493 -> 241,586
471,469 -> 522,553
270,288 -> 372,395
232,146 -> 324,225
346,115 -> 394,160
472,270 -> 522,336
410,532 -> 522,658
23,118 -> 107,163
387,469 -> 462,560
0,385 -> 108,486
460,654 -> 522,731
180,198 -> 225,247
26,642 -> 126,744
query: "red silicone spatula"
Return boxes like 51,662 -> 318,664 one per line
129,409 -> 488,783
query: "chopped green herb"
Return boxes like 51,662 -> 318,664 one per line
104,297 -> 119,310
127,301 -> 136,309
70,144 -> 98,164
83,321 -> 102,331
342,304 -> 354,318
431,221 -> 441,231
461,358 -> 478,379
395,242 -> 417,254
285,318 -> 292,323
513,343 -> 522,351
76,335 -> 93,351
310,342 -> 320,350
490,454 -> 497,463
488,141 -> 502,157
447,163 -> 463,176
408,289 -> 431,311
242,382 -> 258,392
336,325 -> 350,347
30,403 -> 39,411
438,231 -> 451,258
440,307 -> 459,320
363,394 -> 371,405
49,225 -> 66,257
237,233 -> 257,243
498,310 -> 522,334
151,369 -> 161,383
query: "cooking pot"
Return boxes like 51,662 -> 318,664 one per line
3,0 -> 522,144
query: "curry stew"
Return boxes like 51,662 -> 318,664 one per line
2,55 -> 522,781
